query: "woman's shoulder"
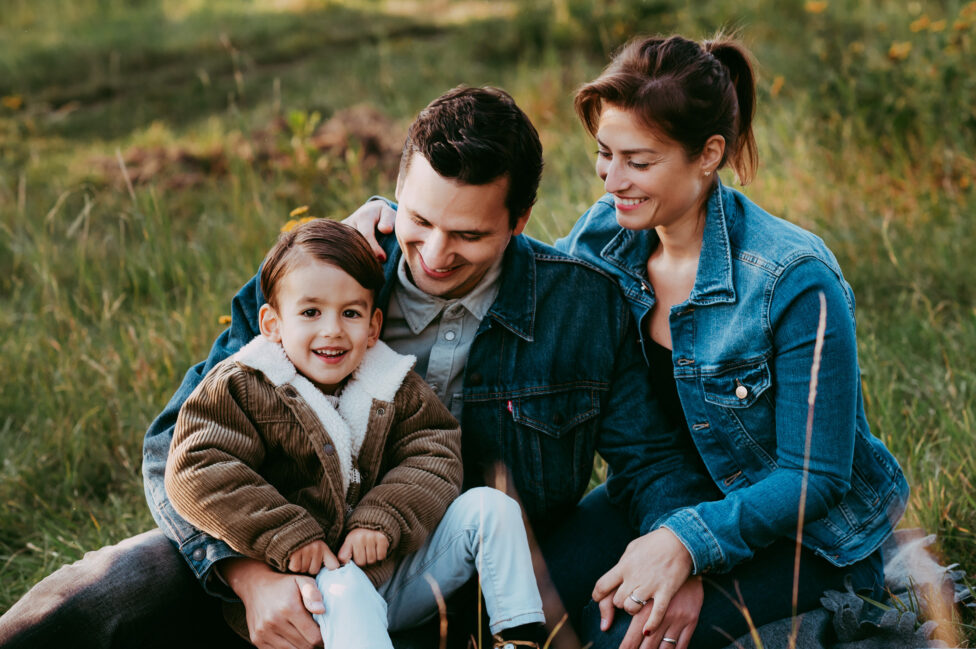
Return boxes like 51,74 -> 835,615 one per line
722,185 -> 842,276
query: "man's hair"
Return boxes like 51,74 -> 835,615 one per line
260,219 -> 385,309
399,85 -> 543,229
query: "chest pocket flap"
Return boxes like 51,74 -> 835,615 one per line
511,388 -> 601,437
701,359 -> 771,408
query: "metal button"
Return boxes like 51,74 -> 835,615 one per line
323,443 -> 335,455
444,330 -> 456,341
376,407 -> 385,416
468,372 -> 482,386
192,548 -> 205,561
735,385 -> 748,399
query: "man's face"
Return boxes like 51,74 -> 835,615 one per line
394,153 -> 529,299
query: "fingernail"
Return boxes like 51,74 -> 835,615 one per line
600,619 -> 608,631
643,630 -> 651,637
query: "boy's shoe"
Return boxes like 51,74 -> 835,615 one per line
491,637 -> 540,649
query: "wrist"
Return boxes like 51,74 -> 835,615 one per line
220,557 -> 273,598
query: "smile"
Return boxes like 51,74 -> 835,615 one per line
418,254 -> 462,279
313,348 -> 348,364
614,196 -> 648,211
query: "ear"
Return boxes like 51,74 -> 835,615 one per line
259,303 -> 282,342
511,206 -> 532,236
700,135 -> 726,176
366,308 -> 383,348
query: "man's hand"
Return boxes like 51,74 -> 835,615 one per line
337,528 -> 390,566
342,200 -> 396,261
221,557 -> 325,649
287,540 -> 340,575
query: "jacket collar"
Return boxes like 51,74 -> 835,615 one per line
233,336 -> 416,494
599,182 -> 736,306
378,233 -> 536,342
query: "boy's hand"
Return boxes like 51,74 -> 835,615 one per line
287,540 -> 340,575
337,529 -> 389,566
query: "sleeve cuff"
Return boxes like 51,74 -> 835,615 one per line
265,518 -> 328,572
659,508 -> 727,575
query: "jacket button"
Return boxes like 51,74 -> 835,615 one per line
376,407 -> 385,416
192,548 -> 205,561
735,385 -> 748,399
468,372 -> 483,386
323,443 -> 335,455
282,386 -> 297,398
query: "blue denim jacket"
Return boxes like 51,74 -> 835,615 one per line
143,215 -> 685,592
556,183 -> 909,574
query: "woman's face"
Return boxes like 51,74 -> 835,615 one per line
595,105 -> 714,232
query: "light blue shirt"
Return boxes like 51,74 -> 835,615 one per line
381,257 -> 503,420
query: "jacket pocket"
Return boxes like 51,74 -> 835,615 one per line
505,387 -> 602,521
700,359 -> 776,469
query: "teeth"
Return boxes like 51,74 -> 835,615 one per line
616,197 -> 645,206
315,349 -> 346,357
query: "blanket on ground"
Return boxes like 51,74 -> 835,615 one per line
722,529 -> 972,649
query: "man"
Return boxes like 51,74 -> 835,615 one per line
0,86 -> 678,649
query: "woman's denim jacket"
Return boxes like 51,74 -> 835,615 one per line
142,222 -> 681,594
556,183 -> 909,574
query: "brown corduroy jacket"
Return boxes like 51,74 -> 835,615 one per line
164,336 -> 463,590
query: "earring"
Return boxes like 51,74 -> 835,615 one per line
704,170 -> 711,177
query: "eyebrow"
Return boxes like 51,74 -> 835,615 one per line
403,205 -> 492,237
596,138 -> 660,155
297,296 -> 371,309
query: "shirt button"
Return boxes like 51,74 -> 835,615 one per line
735,385 -> 749,399
444,331 -> 456,341
192,548 -> 205,561
323,443 -> 335,455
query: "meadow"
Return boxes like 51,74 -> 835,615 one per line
1,0 -> 974,643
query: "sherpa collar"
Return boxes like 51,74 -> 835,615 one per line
232,336 -> 416,495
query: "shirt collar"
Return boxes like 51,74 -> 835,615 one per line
392,255 -> 504,334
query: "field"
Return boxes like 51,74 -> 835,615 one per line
1,0 -> 974,643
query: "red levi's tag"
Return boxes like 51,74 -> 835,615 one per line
506,400 -> 513,414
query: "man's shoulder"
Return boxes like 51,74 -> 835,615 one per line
518,234 -> 618,286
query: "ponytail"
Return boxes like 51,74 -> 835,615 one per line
705,38 -> 758,184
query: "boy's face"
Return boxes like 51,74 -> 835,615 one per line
259,259 -> 382,394
394,153 -> 531,299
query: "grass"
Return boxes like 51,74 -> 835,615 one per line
1,0 -> 974,643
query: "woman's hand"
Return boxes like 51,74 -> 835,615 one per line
593,528 -> 695,638
608,576 -> 703,649
337,528 -> 390,566
341,200 -> 397,260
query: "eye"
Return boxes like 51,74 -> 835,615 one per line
457,233 -> 484,242
342,309 -> 362,318
301,308 -> 320,318
629,161 -> 651,170
411,215 -> 431,228
596,149 -> 611,160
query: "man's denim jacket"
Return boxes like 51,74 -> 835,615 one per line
143,219 -> 685,594
556,182 -> 909,574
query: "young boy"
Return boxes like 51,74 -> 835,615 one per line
164,219 -> 546,649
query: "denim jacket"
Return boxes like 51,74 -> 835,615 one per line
556,183 -> 909,574
143,215 -> 683,593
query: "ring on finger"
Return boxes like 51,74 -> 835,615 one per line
661,637 -> 678,645
628,592 -> 648,607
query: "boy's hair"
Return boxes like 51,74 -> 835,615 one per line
398,85 -> 543,229
260,219 -> 385,309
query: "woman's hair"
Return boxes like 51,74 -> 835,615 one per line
575,34 -> 758,185
399,85 -> 544,228
260,219 -> 385,308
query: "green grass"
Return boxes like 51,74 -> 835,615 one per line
2,0 -> 974,643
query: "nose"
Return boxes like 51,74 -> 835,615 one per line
601,158 -> 630,194
319,311 -> 343,337
420,228 -> 454,269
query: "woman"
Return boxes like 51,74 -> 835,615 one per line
556,35 -> 909,649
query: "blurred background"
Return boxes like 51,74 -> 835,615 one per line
1,0 -> 974,640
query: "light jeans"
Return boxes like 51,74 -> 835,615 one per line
315,487 -> 545,648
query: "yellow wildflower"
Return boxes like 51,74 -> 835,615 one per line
279,215 -> 317,233
219,315 -> 232,325
962,1 -> 976,17
929,20 -> 947,32
910,15 -> 930,31
888,41 -> 912,60
953,19 -> 970,30
805,1 -> 828,13
849,41 -> 865,53
962,175 -> 972,189
770,76 -> 785,98
1,95 -> 23,110
289,205 -> 310,217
